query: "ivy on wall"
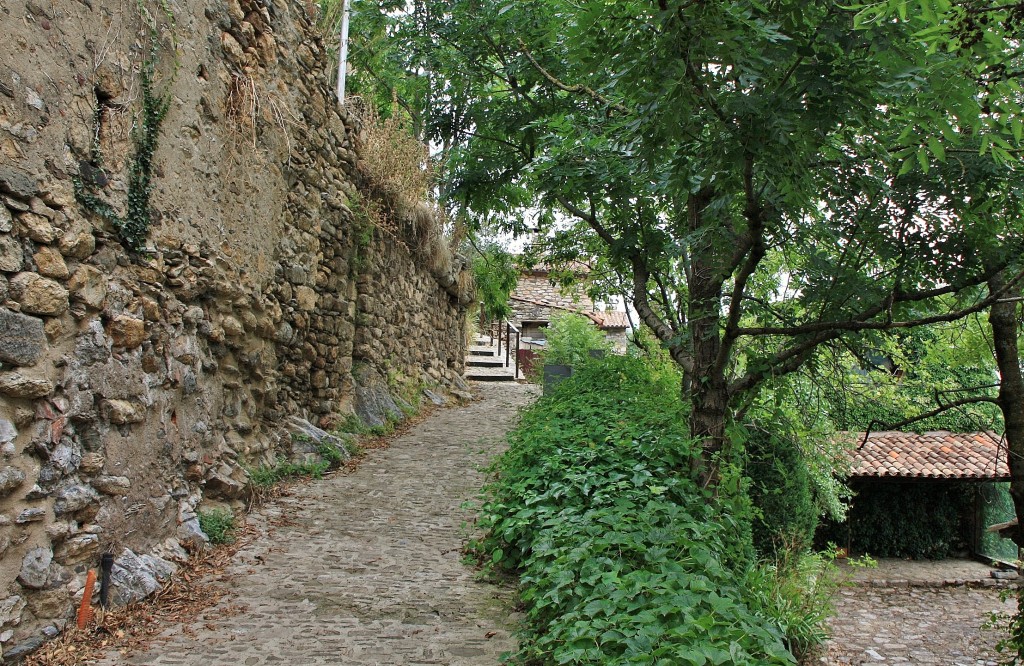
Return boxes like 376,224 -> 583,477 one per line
74,49 -> 169,252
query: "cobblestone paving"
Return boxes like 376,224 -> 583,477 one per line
98,382 -> 539,666
822,584 -> 1015,665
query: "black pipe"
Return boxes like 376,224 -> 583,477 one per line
99,553 -> 114,608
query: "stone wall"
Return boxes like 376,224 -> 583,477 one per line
0,0 -> 471,655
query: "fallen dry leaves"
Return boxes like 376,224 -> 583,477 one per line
23,526 -> 255,666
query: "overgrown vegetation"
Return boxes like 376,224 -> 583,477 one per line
822,326 -> 1003,434
989,588 -> 1024,665
224,71 -> 294,150
743,423 -> 819,559
817,481 -> 973,559
248,458 -> 333,487
350,100 -> 466,287
472,356 -> 838,664
197,508 -> 235,545
249,436 -> 350,487
538,311 -> 611,368
471,245 -> 518,322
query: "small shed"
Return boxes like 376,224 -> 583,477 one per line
819,431 -> 1017,561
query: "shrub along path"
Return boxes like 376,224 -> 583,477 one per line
96,382 -> 539,666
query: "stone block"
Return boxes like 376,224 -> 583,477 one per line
32,246 -> 69,279
295,285 -> 317,310
0,308 -> 45,366
0,167 -> 37,200
53,534 -> 99,564
59,224 -> 95,260
17,547 -> 69,590
5,637 -> 46,661
91,475 -> 130,495
204,464 -> 249,500
0,594 -> 25,629
110,549 -> 177,605
100,399 -> 145,424
17,213 -> 56,243
0,467 -> 26,496
67,264 -> 107,310
0,418 -> 15,447
0,371 -> 53,398
0,234 -> 22,272
53,484 -> 100,517
107,314 -> 146,349
15,508 -> 46,524
221,315 -> 244,337
9,272 -> 68,315
25,588 -> 72,620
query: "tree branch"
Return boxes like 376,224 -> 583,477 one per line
716,153 -> 767,374
631,260 -> 695,373
517,39 -> 630,115
736,262 -> 1023,337
861,395 -> 1000,447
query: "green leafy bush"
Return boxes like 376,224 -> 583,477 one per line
745,548 -> 840,661
744,422 -> 819,558
198,508 -> 235,545
473,357 -> 829,664
248,459 -> 332,487
540,311 -> 612,368
472,246 -> 518,321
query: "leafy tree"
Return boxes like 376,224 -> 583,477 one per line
425,1 -> 1024,483
352,0 -> 1024,487
539,311 -> 612,368
823,324 -> 1003,433
471,244 -> 518,321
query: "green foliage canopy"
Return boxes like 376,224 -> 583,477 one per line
351,0 -> 1024,481
471,245 -> 518,321
539,311 -> 611,368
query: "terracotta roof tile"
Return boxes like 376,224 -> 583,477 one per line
847,431 -> 1009,480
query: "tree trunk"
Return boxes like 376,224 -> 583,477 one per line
987,271 -> 1024,548
688,247 -> 729,481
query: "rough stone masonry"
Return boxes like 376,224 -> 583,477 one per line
0,0 -> 473,656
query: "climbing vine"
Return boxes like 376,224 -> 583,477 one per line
74,22 -> 171,252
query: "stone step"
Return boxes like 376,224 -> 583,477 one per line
465,365 -> 518,382
467,358 -> 505,368
467,372 -> 517,382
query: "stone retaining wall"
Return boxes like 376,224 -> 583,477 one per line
0,0 -> 470,655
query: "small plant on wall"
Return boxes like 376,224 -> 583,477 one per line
73,19 -> 172,252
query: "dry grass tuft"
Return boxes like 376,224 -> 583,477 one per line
349,100 -> 468,284
224,71 -> 295,150
356,103 -> 432,216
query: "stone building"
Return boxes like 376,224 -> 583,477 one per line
509,267 -> 630,352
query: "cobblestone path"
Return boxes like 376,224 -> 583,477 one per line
98,382 -> 539,666
822,584 -> 1014,665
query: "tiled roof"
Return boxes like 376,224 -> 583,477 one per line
583,310 -> 630,330
509,296 -> 629,330
847,431 -> 1009,480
